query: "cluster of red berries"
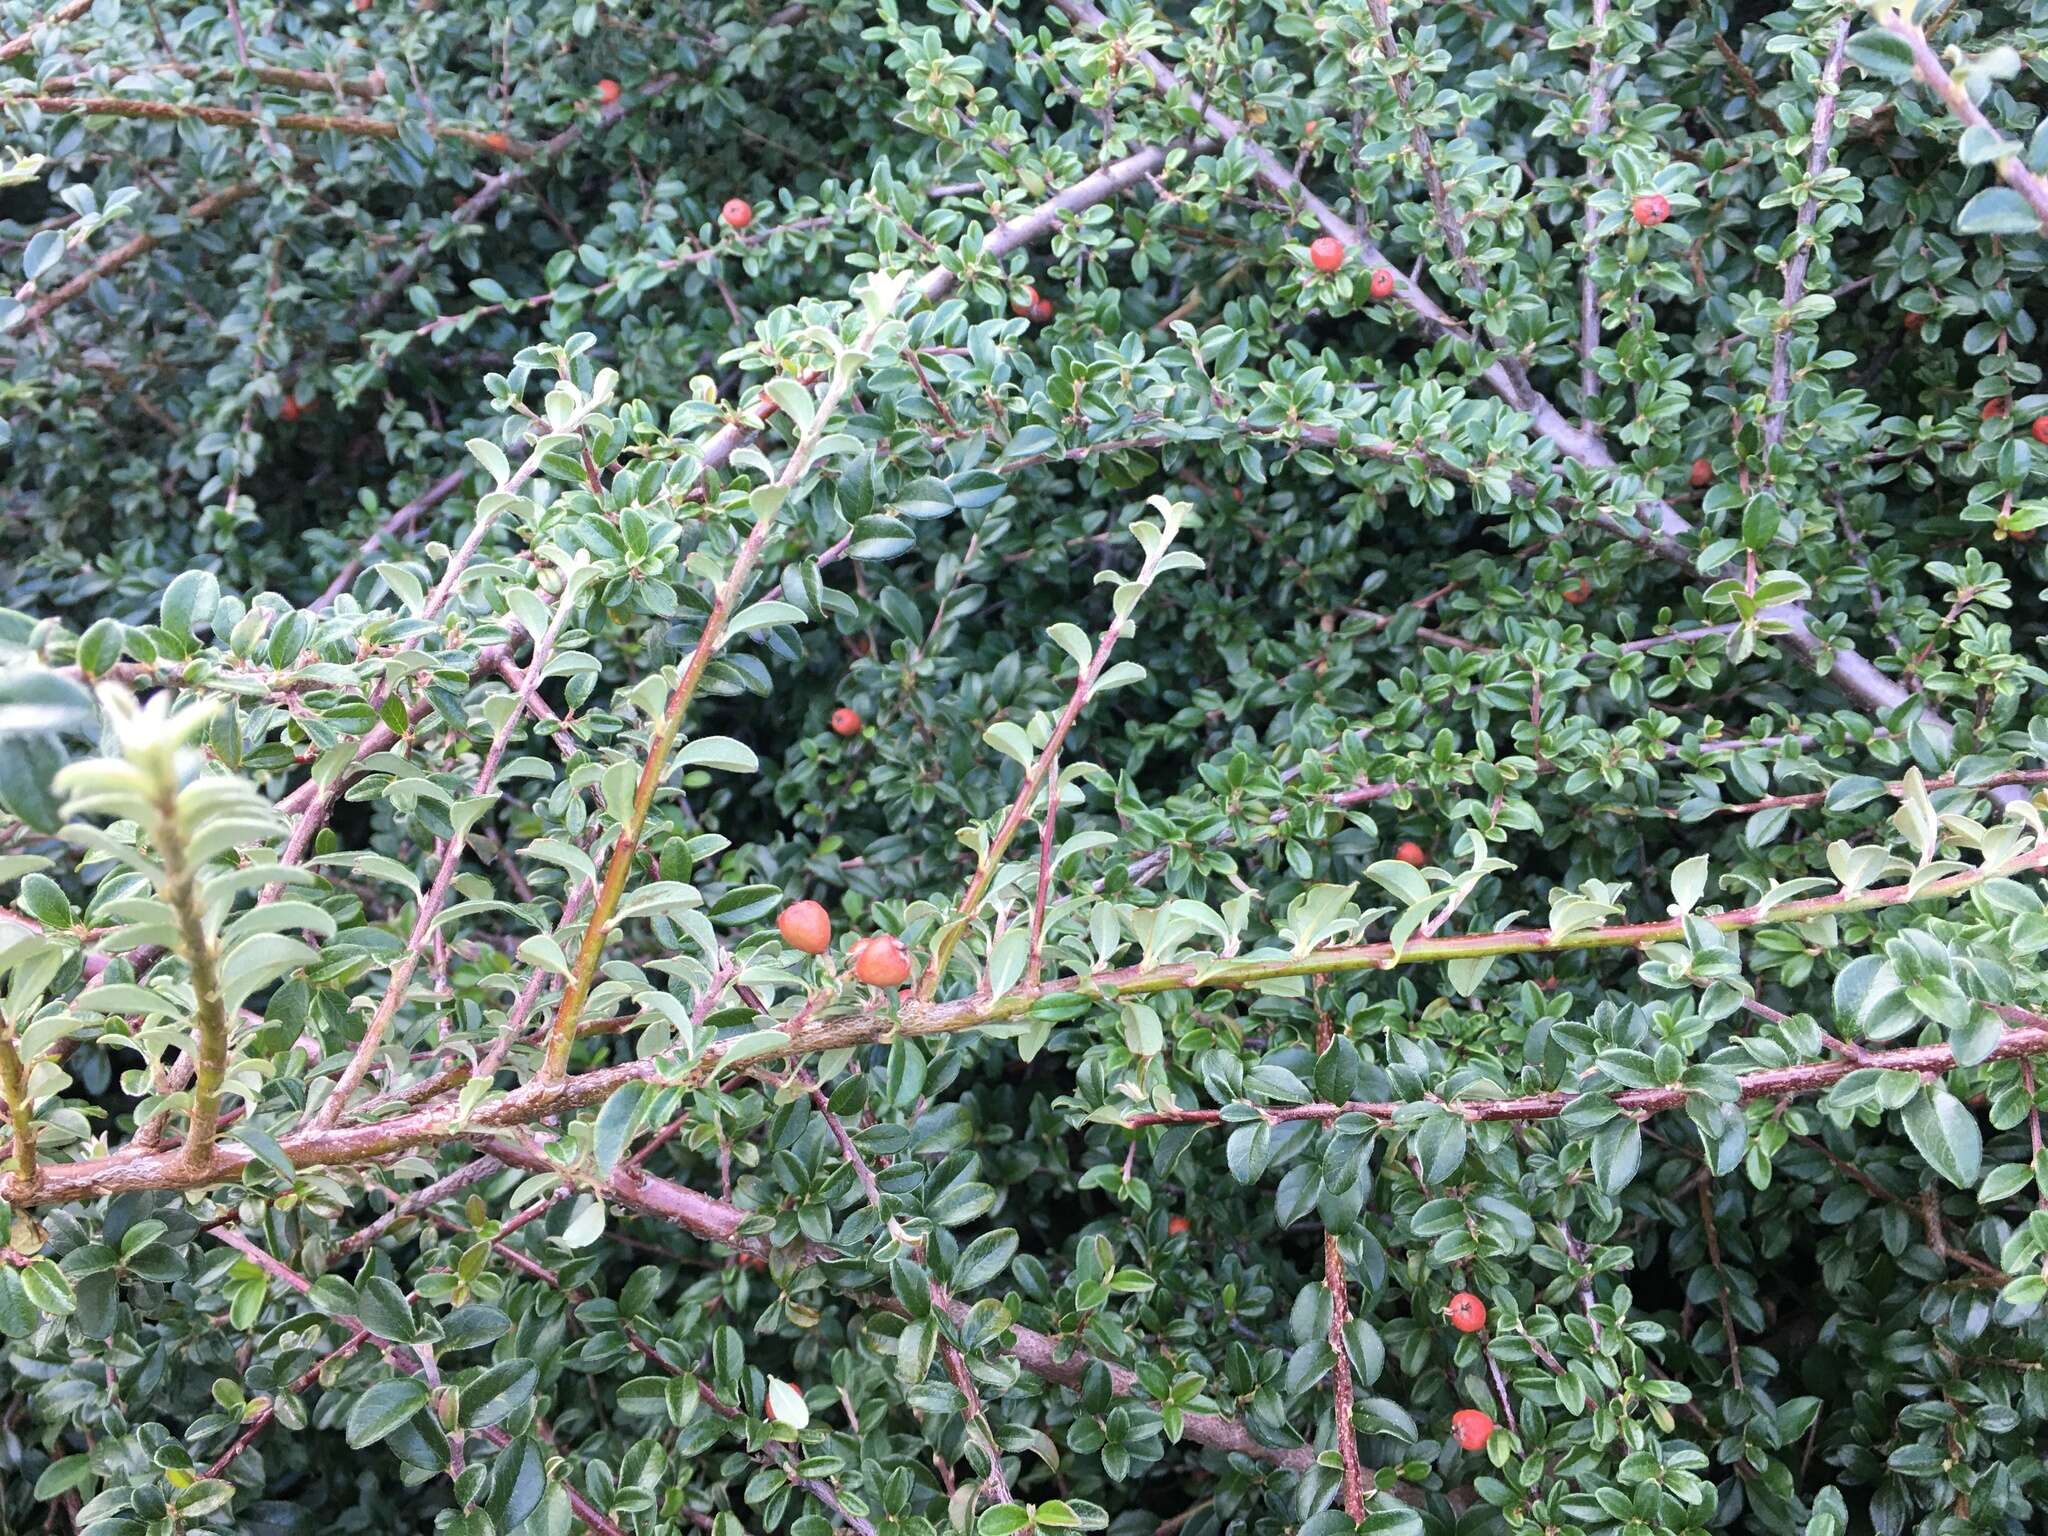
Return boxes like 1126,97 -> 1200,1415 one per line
775,901 -> 912,985
1012,285 -> 1055,325
1440,1293 -> 1495,1446
1303,237 -> 1396,300
1977,402 -> 2048,446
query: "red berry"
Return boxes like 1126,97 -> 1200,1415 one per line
1395,841 -> 1427,869
1167,1216 -> 1190,1236
1631,193 -> 1670,227
1308,235 -> 1344,274
596,78 -> 621,106
830,707 -> 862,737
482,131 -> 511,153
1369,267 -> 1395,300
1012,284 -> 1039,317
1445,1291 -> 1487,1333
1689,457 -> 1712,490
279,396 -> 305,423
721,198 -> 753,230
1903,312 -> 1926,334
852,934 -> 911,988
1029,296 -> 1054,325
777,900 -> 831,956
354,0 -> 371,11
1451,1408 -> 1494,1451
2033,417 -> 2048,446
1982,398 -> 2009,422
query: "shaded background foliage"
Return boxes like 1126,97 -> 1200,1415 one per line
3,0 -> 2048,1534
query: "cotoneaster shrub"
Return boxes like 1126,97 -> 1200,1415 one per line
4,0 -> 2048,1534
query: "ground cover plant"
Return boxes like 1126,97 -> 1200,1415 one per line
4,0 -> 2048,1532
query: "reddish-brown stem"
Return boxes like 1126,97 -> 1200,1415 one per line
1879,12 -> 2048,233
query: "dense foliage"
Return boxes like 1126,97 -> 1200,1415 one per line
5,0 -> 2048,1533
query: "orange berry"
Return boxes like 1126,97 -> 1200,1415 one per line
721,198 -> 753,230
596,78 -> 621,106
777,900 -> 831,956
1631,192 -> 1669,227
2033,417 -> 2048,445
1445,1291 -> 1487,1333
1308,235 -> 1344,274
1012,284 -> 1039,318
830,707 -> 861,737
482,131 -> 511,153
1563,576 -> 1592,605
1369,267 -> 1395,300
1395,840 -> 1427,868
1451,1408 -> 1494,1450
852,934 -> 911,988
1167,1216 -> 1190,1236
1689,456 -> 1712,489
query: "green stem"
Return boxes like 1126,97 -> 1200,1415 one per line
155,777 -> 230,1169
0,1031 -> 37,1196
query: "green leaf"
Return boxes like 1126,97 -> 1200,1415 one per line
1901,1087 -> 1982,1188
1955,187 -> 2042,238
345,1378 -> 430,1449
354,1276 -> 418,1343
1844,29 -> 1916,84
674,736 -> 759,774
461,1359 -> 539,1429
159,569 -> 219,644
232,1123 -> 297,1184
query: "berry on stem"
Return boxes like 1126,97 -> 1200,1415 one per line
1631,192 -> 1670,227
830,707 -> 862,737
721,198 -> 753,230
851,935 -> 911,987
1445,1291 -> 1487,1333
1308,235 -> 1344,274
1451,1408 -> 1494,1451
1369,267 -> 1395,300
596,78 -> 621,106
777,900 -> 831,955
1395,840 -> 1427,868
